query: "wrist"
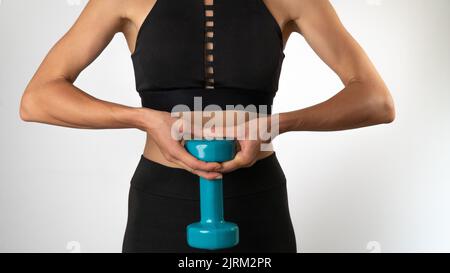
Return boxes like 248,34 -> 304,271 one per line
278,111 -> 299,134
126,107 -> 155,132
138,107 -> 165,133
254,115 -> 280,142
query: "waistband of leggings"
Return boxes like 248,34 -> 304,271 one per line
130,152 -> 286,200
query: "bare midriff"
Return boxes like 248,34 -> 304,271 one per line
142,110 -> 275,169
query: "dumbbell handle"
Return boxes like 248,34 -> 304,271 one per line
199,177 -> 224,223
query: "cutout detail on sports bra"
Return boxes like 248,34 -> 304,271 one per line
204,0 -> 215,89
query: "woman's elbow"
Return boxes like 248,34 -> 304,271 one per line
19,89 -> 39,122
381,94 -> 396,124
368,87 -> 396,124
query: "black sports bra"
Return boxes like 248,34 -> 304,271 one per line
131,0 -> 285,114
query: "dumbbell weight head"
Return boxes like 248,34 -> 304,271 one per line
185,139 -> 236,162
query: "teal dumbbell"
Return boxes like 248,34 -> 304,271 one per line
184,140 -> 239,250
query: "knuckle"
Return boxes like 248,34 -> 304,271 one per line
164,152 -> 175,162
185,161 -> 199,171
204,163 -> 216,171
191,160 -> 203,170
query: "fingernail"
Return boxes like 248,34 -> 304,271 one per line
216,175 -> 223,179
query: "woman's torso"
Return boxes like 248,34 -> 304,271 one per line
122,0 -> 288,168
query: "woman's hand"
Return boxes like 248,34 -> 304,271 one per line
209,116 -> 278,173
141,109 -> 223,180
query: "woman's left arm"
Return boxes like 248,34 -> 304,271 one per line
279,0 -> 395,133
216,0 -> 395,173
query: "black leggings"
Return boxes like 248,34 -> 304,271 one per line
122,153 -> 296,253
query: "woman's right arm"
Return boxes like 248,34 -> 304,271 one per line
19,0 -> 222,179
19,0 -> 144,129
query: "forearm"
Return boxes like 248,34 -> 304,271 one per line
278,80 -> 395,134
20,78 -> 149,131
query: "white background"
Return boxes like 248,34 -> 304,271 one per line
0,0 -> 449,252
